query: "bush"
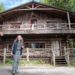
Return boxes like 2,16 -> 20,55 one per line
5,59 -> 47,65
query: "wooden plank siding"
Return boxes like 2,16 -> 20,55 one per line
1,12 -> 73,34
0,37 -> 73,65
0,38 -> 68,57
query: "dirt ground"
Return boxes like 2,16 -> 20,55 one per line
0,66 -> 75,75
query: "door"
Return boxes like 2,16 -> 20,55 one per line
51,40 -> 60,56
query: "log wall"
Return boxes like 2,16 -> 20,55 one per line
0,38 -> 68,58
3,12 -> 67,29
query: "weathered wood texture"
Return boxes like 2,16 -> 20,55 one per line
1,12 -> 72,34
0,38 -> 67,57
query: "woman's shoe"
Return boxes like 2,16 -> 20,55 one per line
15,71 -> 19,74
12,73 -> 15,75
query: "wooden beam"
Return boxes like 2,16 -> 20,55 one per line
24,6 -> 31,9
67,50 -> 70,65
53,52 -> 55,66
35,5 -> 48,8
26,48 -> 29,62
3,48 -> 7,64
32,3 -> 35,8
67,12 -> 71,30
14,8 -> 58,11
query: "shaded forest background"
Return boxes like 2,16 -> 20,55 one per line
42,0 -> 75,12
0,0 -> 75,12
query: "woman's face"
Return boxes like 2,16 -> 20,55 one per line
17,35 -> 22,41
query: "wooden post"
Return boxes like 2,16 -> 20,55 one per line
67,39 -> 70,65
53,51 -> 55,66
64,47 -> 70,65
67,50 -> 70,65
44,24 -> 46,29
26,48 -> 29,62
32,24 -> 34,30
64,47 -> 66,56
67,12 -> 71,30
3,48 -> 6,64
32,2 -> 34,8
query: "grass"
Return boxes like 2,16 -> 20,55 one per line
0,59 -> 52,67
70,59 -> 75,66
5,59 -> 46,65
2,58 -> 75,67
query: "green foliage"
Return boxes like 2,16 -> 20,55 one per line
68,39 -> 75,48
0,3 -> 5,12
41,0 -> 75,12
4,59 -> 47,65
0,59 -> 52,67
68,0 -> 75,12
68,39 -> 74,48
6,59 -> 13,65
70,58 -> 75,66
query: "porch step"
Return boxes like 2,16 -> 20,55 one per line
55,56 -> 67,65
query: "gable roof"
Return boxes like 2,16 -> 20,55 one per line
0,1 -> 75,21
0,1 -> 70,15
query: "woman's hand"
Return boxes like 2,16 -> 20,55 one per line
11,52 -> 13,56
21,45 -> 24,49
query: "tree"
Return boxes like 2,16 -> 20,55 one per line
42,0 -> 68,8
0,3 -> 5,12
67,0 -> 75,12
41,0 -> 75,12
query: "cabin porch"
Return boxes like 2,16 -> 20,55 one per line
0,34 -> 74,65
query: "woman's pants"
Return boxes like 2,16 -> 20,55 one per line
12,50 -> 21,74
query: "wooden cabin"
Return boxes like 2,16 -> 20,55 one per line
0,1 -> 75,65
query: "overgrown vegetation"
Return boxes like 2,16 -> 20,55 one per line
68,39 -> 75,48
68,39 -> 75,66
70,59 -> 75,66
4,59 -> 50,66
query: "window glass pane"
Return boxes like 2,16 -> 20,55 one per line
31,43 -> 36,48
25,42 -> 45,48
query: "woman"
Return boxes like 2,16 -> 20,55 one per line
12,35 -> 24,75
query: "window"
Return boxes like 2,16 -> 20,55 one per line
25,42 -> 45,48
31,18 -> 37,24
30,18 -> 37,28
30,14 -> 37,28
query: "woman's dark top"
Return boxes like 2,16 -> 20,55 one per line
12,40 -> 24,55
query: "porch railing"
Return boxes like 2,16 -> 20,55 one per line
0,23 -> 75,34
0,47 -> 75,65
1,48 -> 51,64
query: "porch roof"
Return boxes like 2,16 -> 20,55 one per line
0,1 -> 75,22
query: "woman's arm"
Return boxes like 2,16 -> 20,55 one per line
11,40 -> 16,55
22,43 -> 24,49
12,41 -> 15,51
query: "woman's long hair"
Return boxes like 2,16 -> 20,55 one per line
15,35 -> 23,43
